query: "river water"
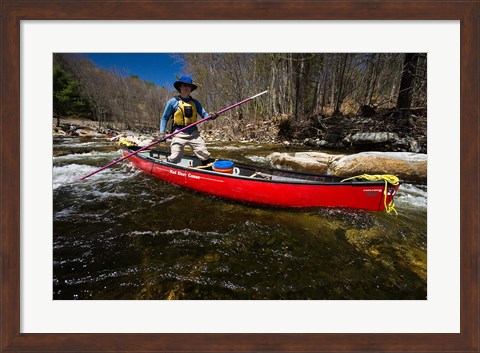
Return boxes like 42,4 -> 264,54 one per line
53,136 -> 427,300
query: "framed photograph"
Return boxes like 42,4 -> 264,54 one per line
1,1 -> 478,352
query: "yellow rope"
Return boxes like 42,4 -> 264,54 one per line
341,174 -> 400,214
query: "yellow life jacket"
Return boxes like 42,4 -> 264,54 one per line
173,96 -> 198,127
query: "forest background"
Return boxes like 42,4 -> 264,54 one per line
53,53 -> 427,150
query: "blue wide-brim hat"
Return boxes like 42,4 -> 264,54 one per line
174,76 -> 198,92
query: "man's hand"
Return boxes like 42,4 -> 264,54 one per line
209,113 -> 219,120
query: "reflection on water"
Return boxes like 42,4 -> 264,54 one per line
53,137 -> 427,300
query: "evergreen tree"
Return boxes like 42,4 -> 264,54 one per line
53,65 -> 90,127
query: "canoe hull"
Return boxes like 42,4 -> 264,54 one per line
122,146 -> 399,211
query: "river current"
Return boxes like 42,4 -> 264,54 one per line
53,136 -> 427,300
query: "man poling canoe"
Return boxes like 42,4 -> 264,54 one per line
77,89 -> 268,181
159,76 -> 216,165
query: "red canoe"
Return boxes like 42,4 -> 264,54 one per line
120,144 -> 400,212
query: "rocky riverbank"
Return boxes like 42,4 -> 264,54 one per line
54,108 -> 427,151
53,117 -> 105,137
202,108 -> 427,154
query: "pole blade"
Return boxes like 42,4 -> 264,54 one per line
251,90 -> 268,99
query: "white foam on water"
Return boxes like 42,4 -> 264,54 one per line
53,164 -> 97,188
53,206 -> 76,219
207,144 -> 264,151
54,140 -> 111,148
52,163 -> 139,189
89,189 -> 128,199
53,150 -> 121,162
395,183 -> 427,210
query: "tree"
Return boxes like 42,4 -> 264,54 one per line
396,53 -> 419,124
53,65 -> 90,127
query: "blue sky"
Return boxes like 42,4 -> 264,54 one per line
82,53 -> 185,88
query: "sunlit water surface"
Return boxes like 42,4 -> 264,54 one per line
53,137 -> 427,300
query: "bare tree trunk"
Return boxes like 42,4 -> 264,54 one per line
270,59 -> 278,116
397,53 -> 418,110
333,54 -> 348,115
294,56 -> 305,118
396,53 -> 419,125
365,53 -> 381,105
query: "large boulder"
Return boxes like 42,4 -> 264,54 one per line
267,151 -> 427,183
112,133 -> 154,147
52,128 -> 66,136
328,152 -> 427,183
76,128 -> 102,137
267,152 -> 345,174
351,132 -> 399,145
